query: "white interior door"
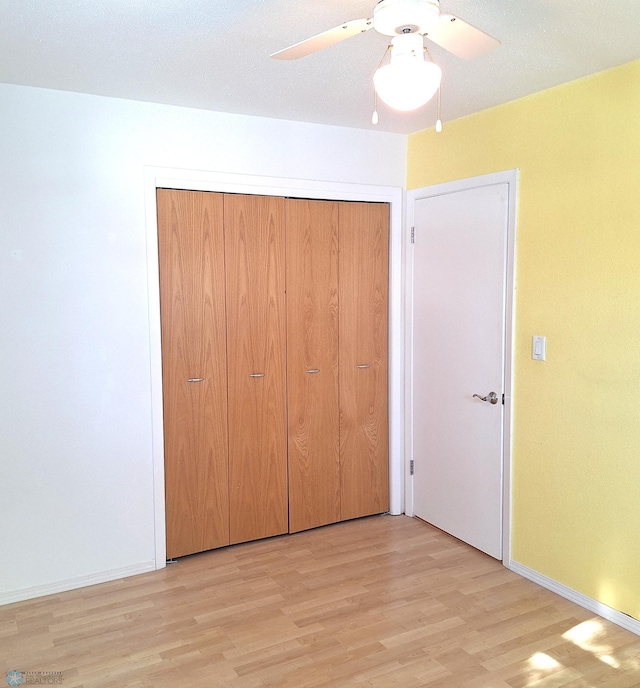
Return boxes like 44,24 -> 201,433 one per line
411,181 -> 510,559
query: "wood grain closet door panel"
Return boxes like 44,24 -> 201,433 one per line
224,194 -> 288,544
157,189 -> 229,559
286,199 -> 340,533
339,202 -> 390,520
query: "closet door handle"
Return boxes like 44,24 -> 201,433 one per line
356,364 -> 370,369
305,368 -> 320,374
249,373 -> 265,378
187,378 -> 205,383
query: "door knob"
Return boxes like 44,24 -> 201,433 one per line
473,391 -> 499,404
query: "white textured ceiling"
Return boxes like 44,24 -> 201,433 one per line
2,1 -> 640,134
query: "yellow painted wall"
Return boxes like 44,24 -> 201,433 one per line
408,60 -> 640,619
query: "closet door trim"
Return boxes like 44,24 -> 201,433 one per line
144,167 -> 403,570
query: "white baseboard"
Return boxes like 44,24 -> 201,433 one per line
510,560 -> 640,637
0,561 -> 156,607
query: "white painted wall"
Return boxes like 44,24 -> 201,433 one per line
0,84 -> 407,603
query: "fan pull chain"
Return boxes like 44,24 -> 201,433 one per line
423,43 -> 443,131
371,44 -> 391,125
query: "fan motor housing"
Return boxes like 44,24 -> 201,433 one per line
373,0 -> 440,36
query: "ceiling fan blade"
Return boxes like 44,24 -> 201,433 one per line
425,14 -> 500,60
271,17 -> 372,60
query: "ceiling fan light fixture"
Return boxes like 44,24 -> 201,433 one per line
373,33 -> 442,111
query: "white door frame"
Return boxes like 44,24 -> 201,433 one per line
405,170 -> 518,565
144,166 -> 404,569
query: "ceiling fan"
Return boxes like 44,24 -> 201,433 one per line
271,0 -> 500,117
271,0 -> 500,62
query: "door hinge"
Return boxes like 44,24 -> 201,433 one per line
502,393 -> 505,405
409,459 -> 414,475
411,226 -> 415,244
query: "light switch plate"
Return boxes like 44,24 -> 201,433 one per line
532,335 -> 546,361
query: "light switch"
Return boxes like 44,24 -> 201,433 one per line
532,335 -> 546,361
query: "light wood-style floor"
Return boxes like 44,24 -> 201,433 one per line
3,515 -> 640,687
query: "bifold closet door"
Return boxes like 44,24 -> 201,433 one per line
157,189 -> 230,559
286,199 -> 341,533
339,202 -> 390,520
224,194 -> 288,544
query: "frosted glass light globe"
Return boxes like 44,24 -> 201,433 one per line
373,34 -> 442,112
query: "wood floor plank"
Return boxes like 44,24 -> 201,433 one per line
1,516 -> 640,687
